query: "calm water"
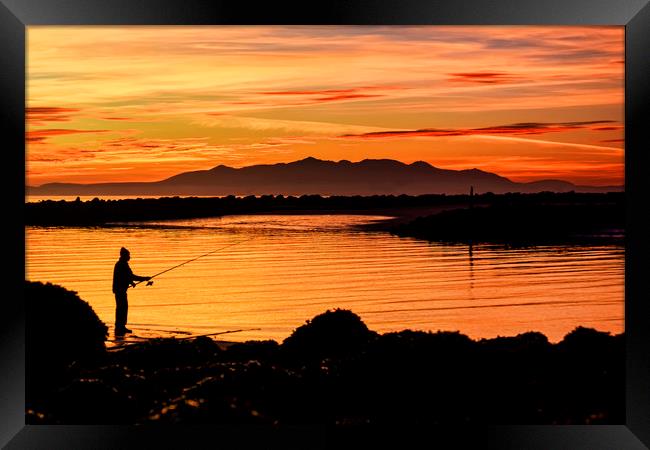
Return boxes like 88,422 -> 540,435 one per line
25,215 -> 624,343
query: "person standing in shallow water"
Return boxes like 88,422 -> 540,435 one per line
112,247 -> 151,335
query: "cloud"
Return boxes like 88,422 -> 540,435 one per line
194,114 -> 385,136
28,136 -> 297,168
260,89 -> 358,96
591,125 -> 623,131
28,137 -> 231,169
26,128 -> 110,143
475,121 -> 617,134
529,48 -> 616,63
467,134 -> 623,152
257,86 -> 400,105
483,38 -> 542,50
315,93 -> 383,102
448,72 -> 522,84
223,101 -> 259,106
264,137 -> 315,145
341,120 -> 618,139
99,137 -> 209,151
27,106 -> 80,125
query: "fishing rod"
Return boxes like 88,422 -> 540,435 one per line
175,327 -> 262,340
133,237 -> 255,287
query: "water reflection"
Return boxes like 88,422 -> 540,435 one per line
26,215 -> 624,343
468,243 -> 475,291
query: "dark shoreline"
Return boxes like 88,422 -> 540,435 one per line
28,305 -> 624,426
25,192 -> 480,226
26,192 -> 624,244
386,200 -> 624,246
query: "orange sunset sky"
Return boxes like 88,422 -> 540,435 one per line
27,26 -> 624,187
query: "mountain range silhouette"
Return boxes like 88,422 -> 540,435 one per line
27,157 -> 622,196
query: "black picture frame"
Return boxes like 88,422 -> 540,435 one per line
3,0 -> 649,448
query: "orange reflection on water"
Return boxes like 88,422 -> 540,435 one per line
25,215 -> 624,343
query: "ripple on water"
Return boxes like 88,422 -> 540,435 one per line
26,215 -> 624,343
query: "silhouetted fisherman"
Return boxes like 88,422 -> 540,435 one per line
112,247 -> 151,335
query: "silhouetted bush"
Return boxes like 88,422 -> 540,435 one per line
558,326 -> 615,353
111,335 -> 221,370
281,309 -> 378,363
225,340 -> 279,362
25,281 -> 108,401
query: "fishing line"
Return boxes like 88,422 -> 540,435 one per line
133,236 -> 254,287
129,326 -> 193,335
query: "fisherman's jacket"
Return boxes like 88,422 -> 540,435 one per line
112,258 -> 137,294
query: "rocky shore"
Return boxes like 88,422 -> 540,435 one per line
26,281 -> 624,426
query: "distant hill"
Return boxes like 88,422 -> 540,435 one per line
27,157 -> 622,196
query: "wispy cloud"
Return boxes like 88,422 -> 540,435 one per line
448,72 -> 523,84
27,106 -> 80,125
27,128 -> 110,143
341,121 -> 618,139
467,134 -> 622,152
260,89 -> 360,96
193,114 -> 385,136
